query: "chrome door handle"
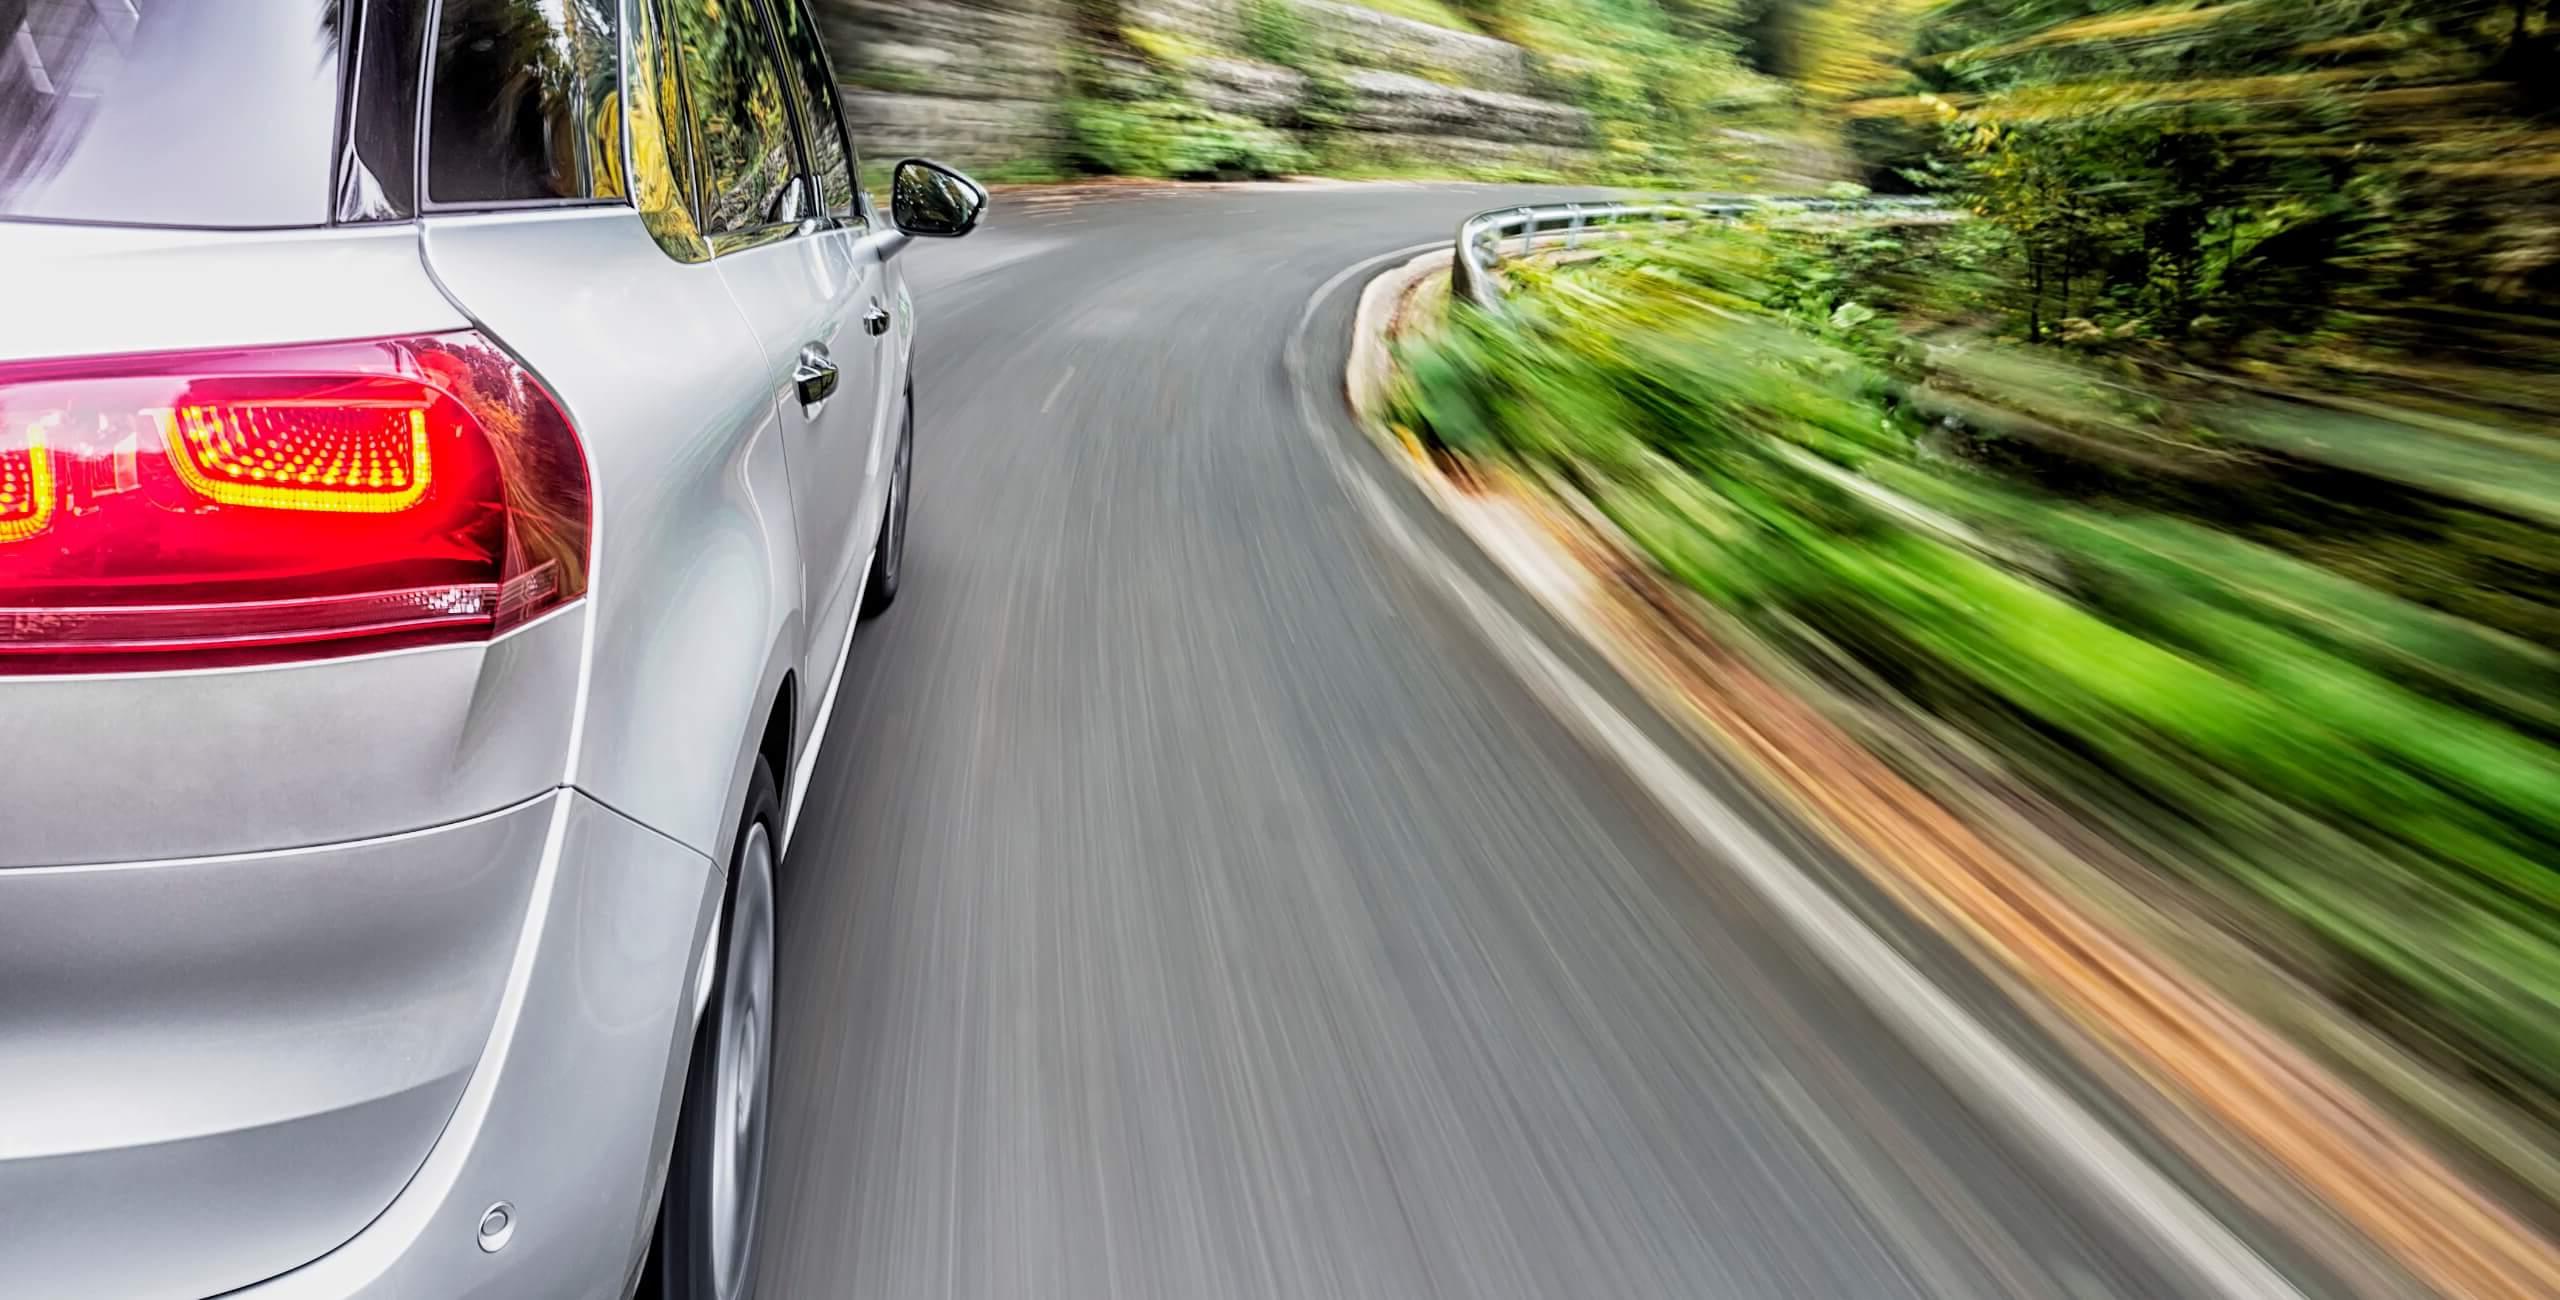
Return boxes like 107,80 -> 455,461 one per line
794,344 -> 840,406
862,304 -> 892,337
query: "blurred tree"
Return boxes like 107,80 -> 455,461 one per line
1857,0 -> 2560,371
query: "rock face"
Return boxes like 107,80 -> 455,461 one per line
820,0 -> 1592,171
1183,56 -> 1310,126
1341,69 -> 1588,143
824,0 -> 1074,163
1123,0 -> 1242,45
851,93 -> 1067,164
1299,2 -> 1534,95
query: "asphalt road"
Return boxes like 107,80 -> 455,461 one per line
755,182 -> 2200,1299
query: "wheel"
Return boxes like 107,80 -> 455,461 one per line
859,384 -> 913,620
653,759 -> 779,1300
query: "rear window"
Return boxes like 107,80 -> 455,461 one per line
0,0 -> 343,228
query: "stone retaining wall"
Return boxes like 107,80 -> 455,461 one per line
824,0 -> 1071,162
1299,2 -> 1534,95
1123,0 -> 1242,45
822,0 -> 1591,171
848,92 -> 1065,164
1341,69 -> 1588,144
1183,56 -> 1309,125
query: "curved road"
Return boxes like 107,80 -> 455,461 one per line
756,183 -> 2203,1299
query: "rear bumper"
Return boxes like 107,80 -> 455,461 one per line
0,790 -> 721,1300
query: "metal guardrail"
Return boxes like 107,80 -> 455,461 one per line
1451,196 -> 1942,309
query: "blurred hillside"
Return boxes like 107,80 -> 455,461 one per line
813,0 -> 1854,183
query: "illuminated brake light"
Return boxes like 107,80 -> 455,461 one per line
0,427 -> 52,543
0,332 -> 590,672
165,392 -> 434,513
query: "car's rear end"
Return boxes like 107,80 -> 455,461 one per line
0,4 -> 719,1297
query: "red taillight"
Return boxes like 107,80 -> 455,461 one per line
0,332 -> 590,672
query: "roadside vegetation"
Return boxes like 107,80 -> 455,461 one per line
1064,98 -> 1310,179
1040,0 -> 1842,182
1395,0 -> 2560,1204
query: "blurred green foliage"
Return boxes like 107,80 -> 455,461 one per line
1396,211 -> 2560,1141
1065,98 -> 1311,178
1392,0 -> 2560,1166
1468,0 -> 1793,177
1242,0 -> 1317,66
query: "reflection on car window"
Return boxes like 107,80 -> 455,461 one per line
426,0 -> 624,205
769,0 -> 857,220
665,0 -> 807,239
0,0 -> 340,227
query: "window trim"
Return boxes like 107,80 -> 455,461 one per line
413,0 -> 635,215
421,194 -> 626,215
650,0 -> 709,226
742,0 -> 824,236
331,0 -> 406,223
626,0 -> 713,262
408,0 -> 435,212
763,0 -> 864,228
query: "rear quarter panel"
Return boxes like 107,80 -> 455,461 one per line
419,208 -> 802,859
0,222 -> 580,867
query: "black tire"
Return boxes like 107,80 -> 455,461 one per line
653,758 -> 780,1300
859,384 -> 914,620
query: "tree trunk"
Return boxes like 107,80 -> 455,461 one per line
2060,228 -> 2077,323
2028,246 -> 2046,343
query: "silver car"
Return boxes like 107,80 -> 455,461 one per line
0,2 -> 982,1297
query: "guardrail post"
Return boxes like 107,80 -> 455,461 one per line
1565,203 -> 1583,249
1515,207 -> 1534,258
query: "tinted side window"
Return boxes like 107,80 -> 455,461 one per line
666,0 -> 807,239
0,0 -> 341,227
426,0 -> 624,205
768,0 -> 855,220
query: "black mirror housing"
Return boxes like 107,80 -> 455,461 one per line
889,159 -> 987,238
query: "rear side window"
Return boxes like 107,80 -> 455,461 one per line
665,0 -> 808,239
426,0 -> 625,205
769,0 -> 856,221
0,0 -> 342,227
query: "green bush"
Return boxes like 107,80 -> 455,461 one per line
1065,99 -> 1310,179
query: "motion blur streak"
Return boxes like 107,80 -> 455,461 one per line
754,185 -> 2209,1300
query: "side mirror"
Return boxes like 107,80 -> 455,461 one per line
889,159 -> 986,238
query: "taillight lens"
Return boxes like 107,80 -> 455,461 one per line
0,332 -> 589,672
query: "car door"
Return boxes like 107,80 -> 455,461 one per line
664,0 -> 888,706
766,0 -> 899,613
